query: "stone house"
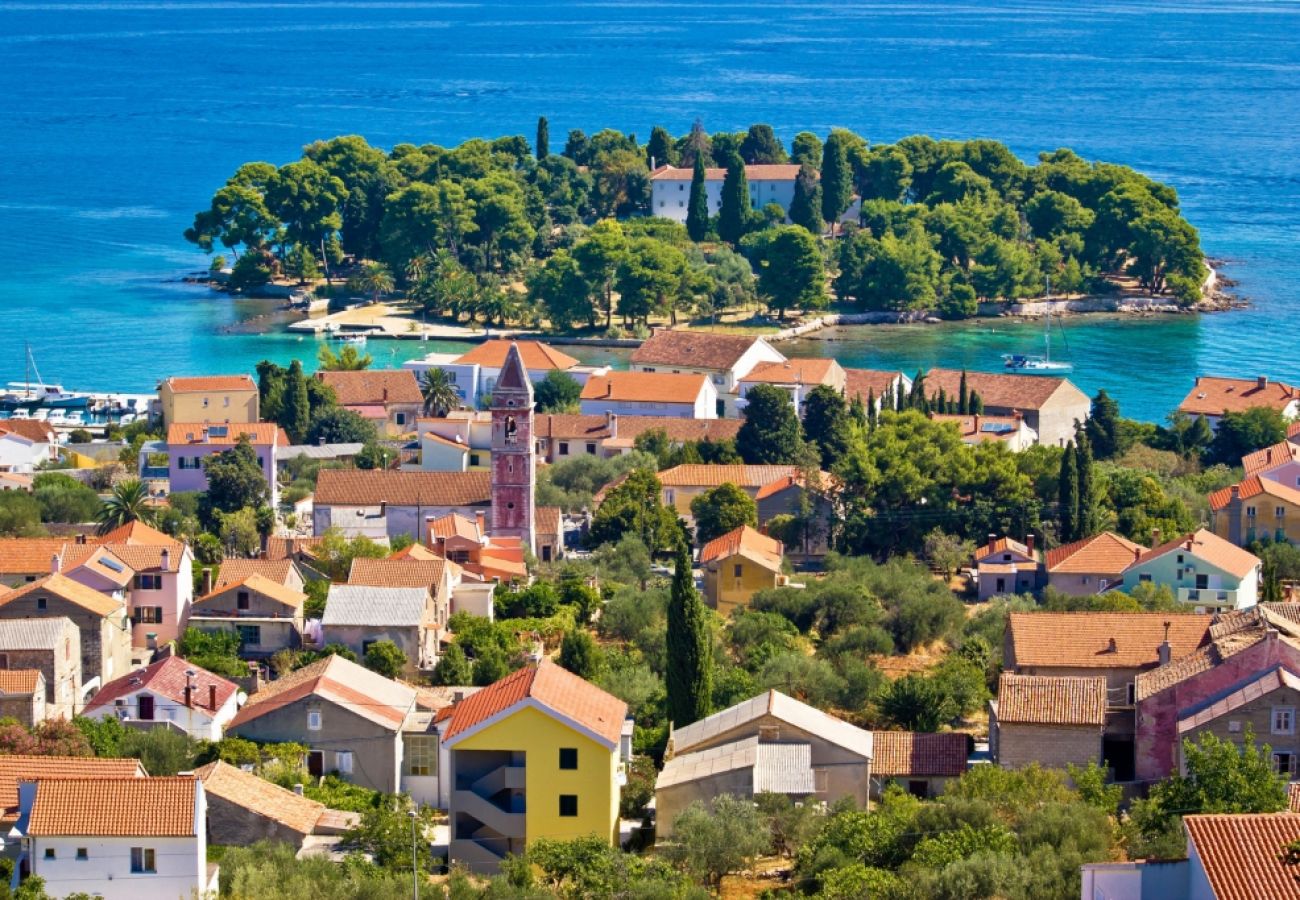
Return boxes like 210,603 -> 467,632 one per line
190,573 -> 306,657
923,368 -> 1091,448
0,617 -> 81,720
196,760 -> 355,849
989,673 -> 1107,770
868,731 -> 969,800
0,669 -> 45,726
81,655 -> 240,741
316,369 -> 424,437
321,584 -> 442,674
0,573 -> 131,693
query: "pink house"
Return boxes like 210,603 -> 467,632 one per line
97,522 -> 195,650
165,422 -> 287,505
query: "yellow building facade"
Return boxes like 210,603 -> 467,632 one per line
159,376 -> 259,427
699,525 -> 784,618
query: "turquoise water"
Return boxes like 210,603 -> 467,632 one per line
1,1 -> 1298,421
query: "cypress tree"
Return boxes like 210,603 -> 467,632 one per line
936,387 -> 948,415
283,360 -> 311,445
969,389 -> 983,415
647,125 -> 676,169
788,165 -> 823,235
1075,433 -> 1098,538
1084,389 -> 1122,460
666,539 -> 711,728
686,154 -> 710,242
865,389 -> 877,428
906,371 -> 927,411
717,154 -> 751,244
958,370 -> 969,415
820,131 -> 853,234
1058,440 -> 1080,543
535,116 -> 549,161
852,391 -> 869,427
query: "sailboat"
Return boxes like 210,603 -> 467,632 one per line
1002,278 -> 1073,375
1,343 -> 89,411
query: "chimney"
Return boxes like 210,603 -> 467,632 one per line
1158,621 -> 1172,665
1107,637 -> 1117,653
209,683 -> 218,710
247,661 -> 261,694
1134,546 -> 1142,562
1151,528 -> 1161,546
50,553 -> 60,575
476,510 -> 487,536
988,533 -> 997,544
201,568 -> 213,596
1231,485 -> 1240,499
1195,375 -> 1202,386
973,413 -> 980,432
1258,375 -> 1269,390
75,534 -> 86,545
293,784 -> 304,796
160,548 -> 171,573
184,669 -> 196,708
606,411 -> 618,438
382,386 -> 389,403
1025,534 -> 1035,554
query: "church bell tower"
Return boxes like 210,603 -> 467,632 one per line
489,342 -> 535,555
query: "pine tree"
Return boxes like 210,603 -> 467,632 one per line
958,370 -> 969,415
788,165 -> 823,235
283,360 -> 311,445
666,539 -> 711,728
1075,433 -> 1098,538
820,131 -> 853,234
686,154 -> 710,242
535,116 -> 549,161
1058,440 -> 1080,543
718,154 -> 751,244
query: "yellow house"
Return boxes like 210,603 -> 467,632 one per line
658,464 -> 803,516
1209,475 -> 1300,546
159,375 -> 259,427
700,525 -> 785,617
441,661 -> 631,873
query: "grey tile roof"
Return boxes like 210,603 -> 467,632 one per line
283,443 -> 365,460
669,689 -> 873,760
321,585 -> 430,627
0,616 -> 77,649
656,735 -> 815,794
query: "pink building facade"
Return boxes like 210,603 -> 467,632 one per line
164,423 -> 283,506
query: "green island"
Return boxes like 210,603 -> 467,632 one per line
185,121 -> 1212,333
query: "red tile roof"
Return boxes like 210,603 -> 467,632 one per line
347,557 -> 454,590
167,422 -> 286,446
95,520 -> 181,547
843,368 -> 904,404
83,655 -> 239,715
1183,813 -> 1300,900
314,469 -> 490,507
739,359 -> 839,385
650,164 -> 801,182
658,464 -> 800,489
0,670 -> 42,694
1045,532 -> 1147,576
0,420 -> 56,443
0,572 -> 123,617
264,535 -> 325,561
228,654 -> 416,731
0,538 -> 76,574
1007,612 -> 1211,670
630,330 -> 774,370
1133,529 -> 1260,580
1178,376 -> 1300,417
532,413 -> 742,445
316,369 -> 423,407
196,760 -> 325,834
27,777 -> 197,837
699,525 -> 783,569
442,661 -> 627,749
215,558 -> 298,589
1209,475 -> 1300,513
453,340 -> 579,370
925,368 -> 1081,411
870,731 -> 968,777
995,673 -> 1107,726
580,371 -> 710,404
0,756 -> 144,816
195,572 -> 306,611
974,536 -> 1032,561
1242,440 -> 1300,476
163,375 -> 256,393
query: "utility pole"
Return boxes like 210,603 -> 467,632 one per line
409,808 -> 419,900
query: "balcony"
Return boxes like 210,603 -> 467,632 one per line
1177,587 -> 1239,608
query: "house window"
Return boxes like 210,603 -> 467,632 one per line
1002,553 -> 1012,562
559,748 -> 578,770
223,396 -> 230,407
76,848 -> 87,860
36,597 -> 46,611
1247,506 -> 1257,517
678,200 -> 684,208
134,574 -> 162,591
130,847 -> 156,874
559,794 -> 578,817
404,736 -> 438,776
1228,720 -> 1242,733
559,442 -> 569,456
1138,574 -> 1153,583
1276,752 -> 1297,777
1177,554 -> 1184,564
0,653 -> 7,669
236,624 -> 261,647
733,564 -> 743,578
336,751 -> 354,774
396,412 -> 407,426
237,591 -> 250,610
586,442 -> 597,455
308,710 -> 322,731
1273,707 -> 1295,736
133,607 -> 163,625
469,454 -> 480,467
202,398 -> 209,408
1278,506 -> 1287,518
43,848 -> 55,860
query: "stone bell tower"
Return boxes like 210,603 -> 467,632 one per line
489,342 -> 535,555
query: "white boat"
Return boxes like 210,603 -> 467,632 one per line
1003,277 -> 1073,375
332,333 -> 367,346
47,412 -> 69,426
63,411 -> 85,426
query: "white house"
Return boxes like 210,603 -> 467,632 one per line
403,340 -> 607,409
80,655 -> 240,742
580,371 -> 718,420
629,330 -> 786,417
19,776 -> 217,900
650,163 -> 802,224
0,422 -> 58,475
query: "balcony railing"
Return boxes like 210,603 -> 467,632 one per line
1177,587 -> 1238,607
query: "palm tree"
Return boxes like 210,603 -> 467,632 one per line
355,261 -> 395,304
96,479 -> 156,535
420,368 -> 461,417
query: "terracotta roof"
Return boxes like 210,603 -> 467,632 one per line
101,544 -> 178,573
0,420 -> 56,443
658,464 -> 799,489
753,471 -> 825,501
1209,475 -> 1300,512
535,505 -> 563,537
83,655 -> 239,715
453,339 -> 578,370
930,413 -> 1027,443
27,776 -> 197,837
974,536 -> 1032,561
347,557 -> 453,590
1289,782 -> 1300,813
316,369 -> 423,407
167,421 -> 286,446
314,469 -> 490,507
630,330 -> 776,371
0,670 -> 42,694
870,731 -> 968,777
925,368 -> 1081,411
533,413 -> 742,445
0,572 -> 123,617
1242,440 -> 1300,476
1133,529 -> 1260,580
1179,376 -> 1300,417
390,542 -> 441,561
995,673 -> 1106,726
699,525 -> 783,569
428,512 -> 482,542
228,654 -> 416,731
1006,612 -> 1211,670
0,756 -> 144,815
0,538 -> 75,574
442,661 -> 627,749
844,369 -> 904,403
1045,532 -> 1147,575
264,535 -> 325,561
70,545 -> 135,587
195,573 -> 306,612
1178,667 -> 1300,734
1182,813 -> 1300,900
196,761 -> 325,834
215,558 -> 297,589
650,164 -> 801,182
580,371 -> 709,404
163,375 -> 256,393
423,431 -> 469,450
95,520 -> 180,547
739,359 -> 839,385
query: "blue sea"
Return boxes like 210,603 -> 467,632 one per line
1,0 -> 1298,422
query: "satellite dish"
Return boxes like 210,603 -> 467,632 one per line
236,691 -> 248,707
